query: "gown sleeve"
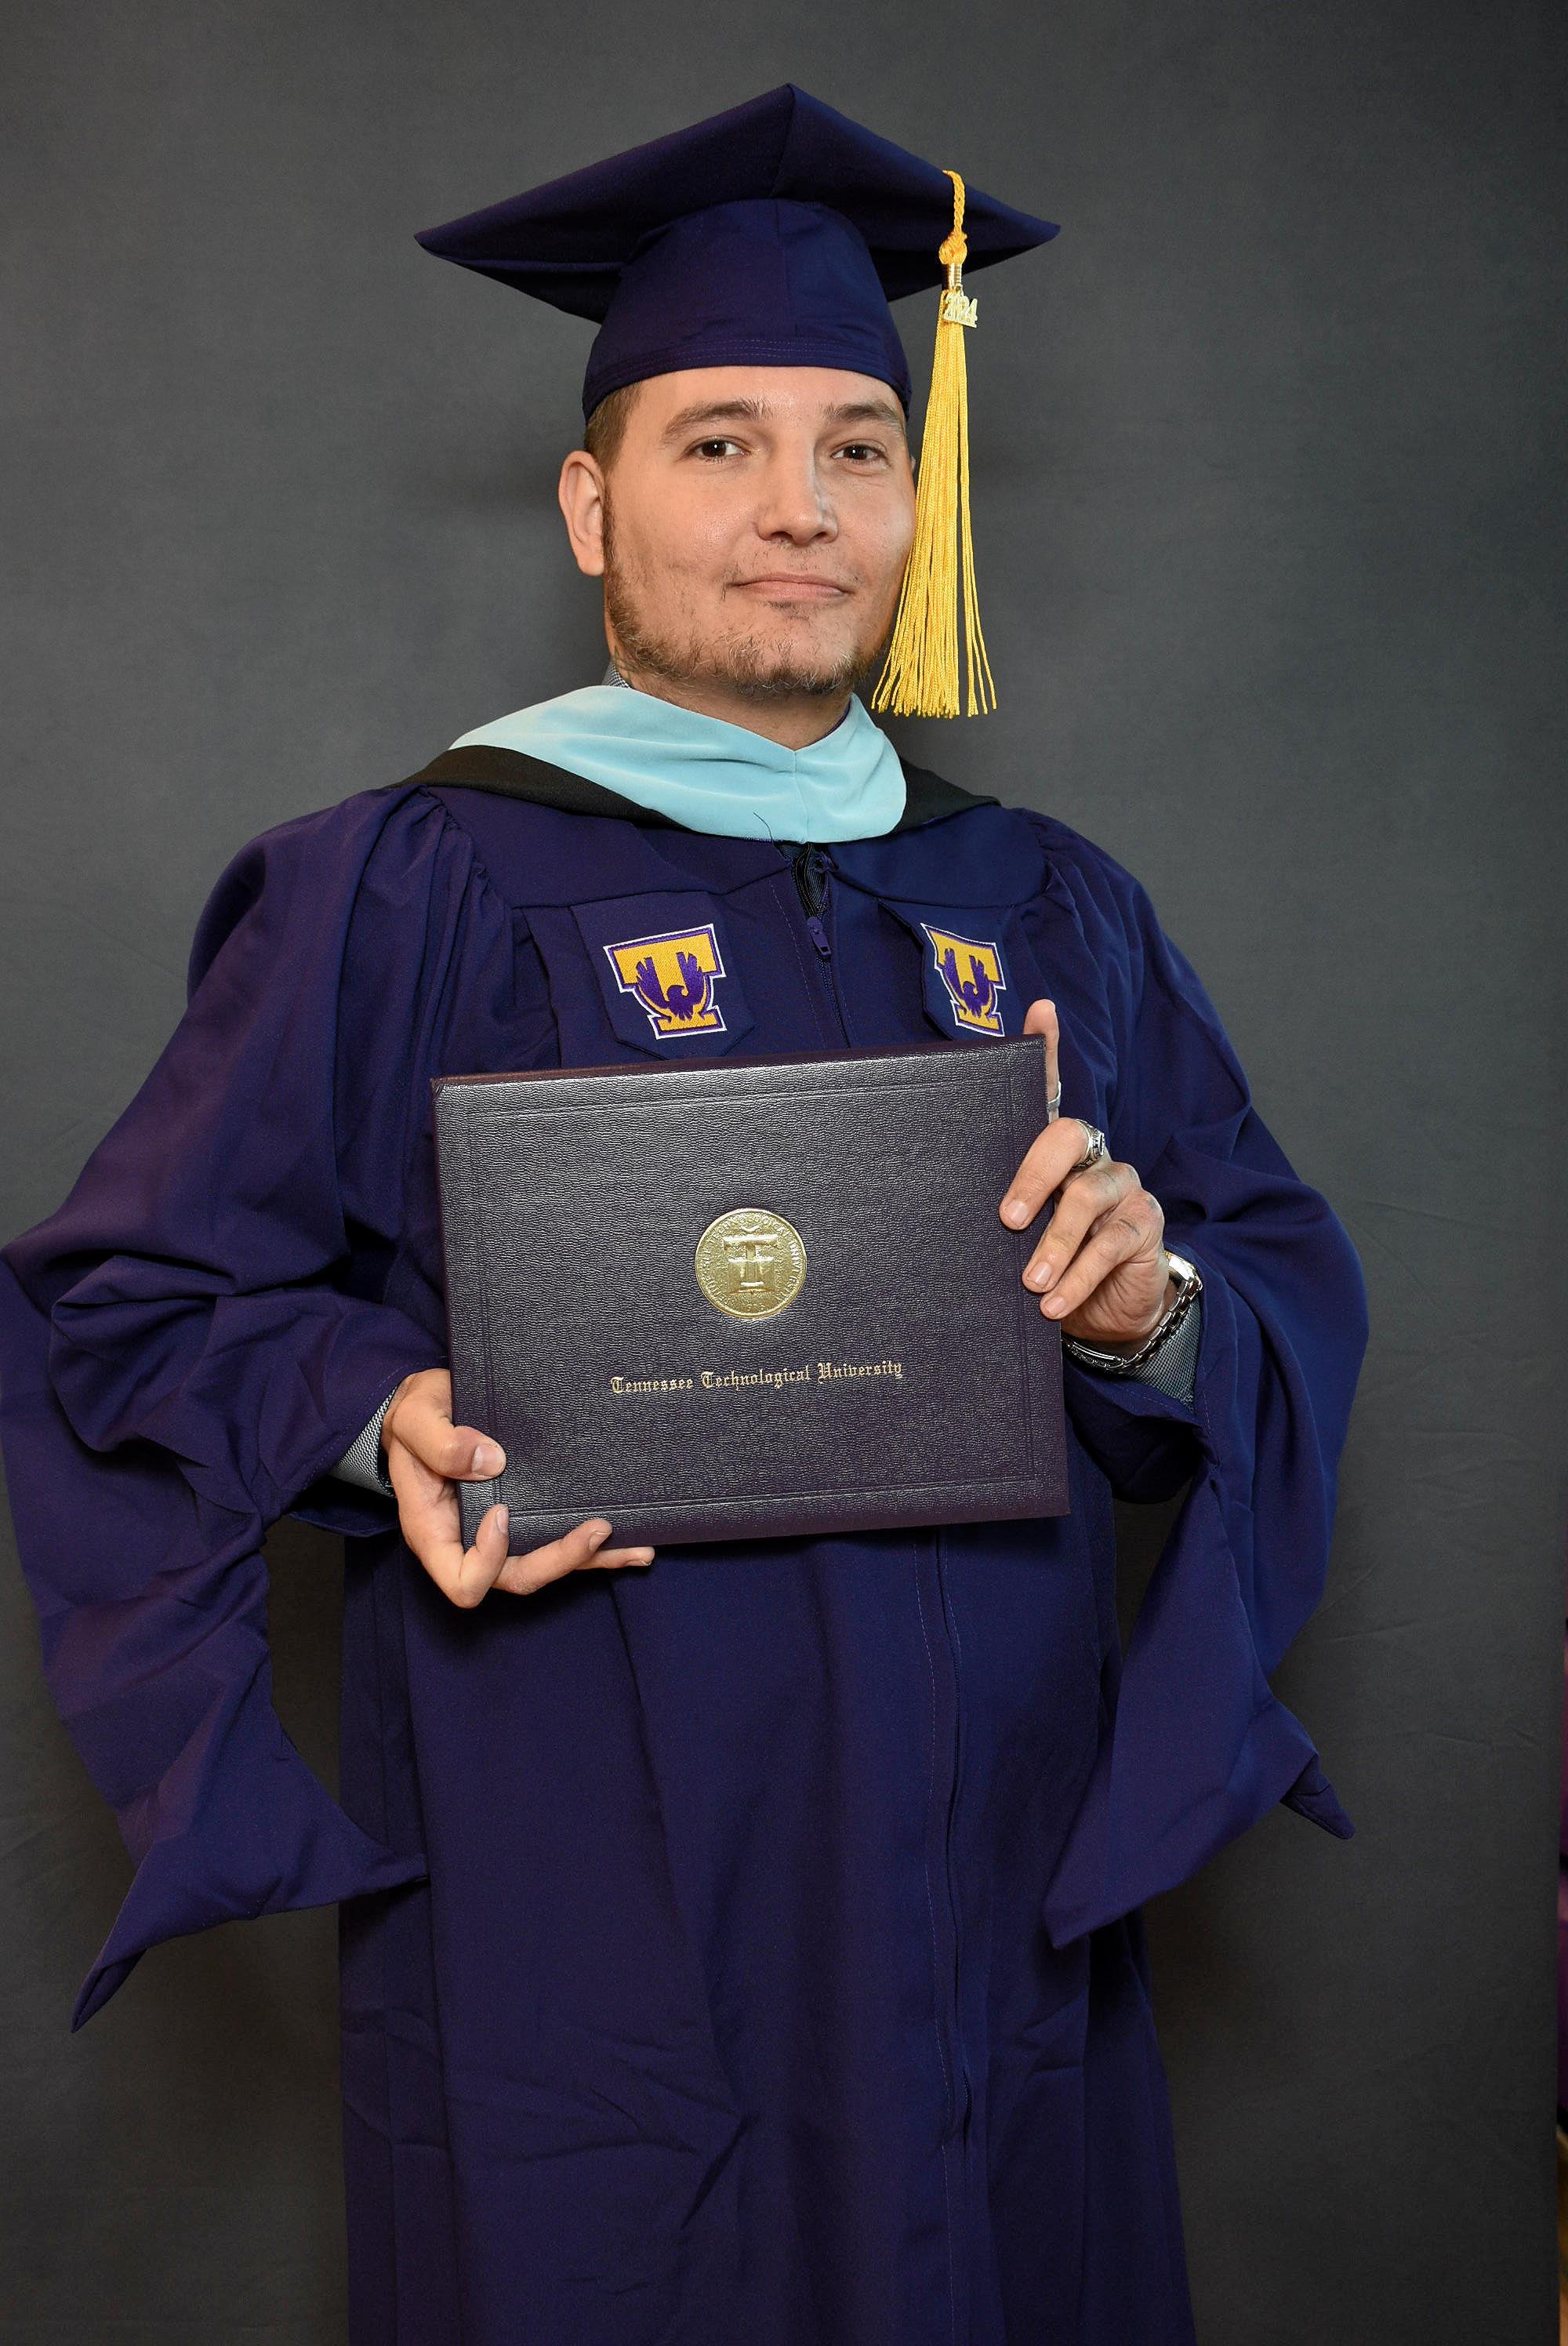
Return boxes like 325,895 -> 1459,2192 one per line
0,783 -> 456,2027
1039,845 -> 1370,1946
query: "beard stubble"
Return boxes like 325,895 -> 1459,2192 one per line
600,490 -> 889,704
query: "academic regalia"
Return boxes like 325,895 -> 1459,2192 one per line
0,739 -> 1367,2343
0,83 -> 1369,2346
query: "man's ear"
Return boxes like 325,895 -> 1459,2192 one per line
558,449 -> 608,578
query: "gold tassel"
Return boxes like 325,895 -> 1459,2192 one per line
872,169 -> 996,720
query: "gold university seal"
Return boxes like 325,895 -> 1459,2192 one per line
694,1208 -> 808,1321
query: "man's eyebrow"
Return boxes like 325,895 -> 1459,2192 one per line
658,398 -> 770,442
820,398 -> 906,433
659,395 -> 906,442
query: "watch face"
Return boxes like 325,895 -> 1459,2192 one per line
1166,1251 -> 1200,1290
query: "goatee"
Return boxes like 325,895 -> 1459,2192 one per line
600,510 -> 884,704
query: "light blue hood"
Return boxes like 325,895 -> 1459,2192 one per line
448,671 -> 906,844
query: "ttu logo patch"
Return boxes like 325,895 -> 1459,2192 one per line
604,924 -> 728,1038
920,923 -> 1009,1037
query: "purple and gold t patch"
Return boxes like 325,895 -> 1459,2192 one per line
569,892 -> 754,1059
604,923 -> 729,1038
920,922 -> 1008,1037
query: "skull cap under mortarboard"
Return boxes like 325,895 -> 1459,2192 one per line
416,83 -> 1060,718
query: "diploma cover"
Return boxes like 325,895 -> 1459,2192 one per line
433,1039 -> 1069,1551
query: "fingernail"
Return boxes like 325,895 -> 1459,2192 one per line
1025,1262 -> 1052,1290
471,1440 -> 506,1476
488,1503 -> 508,1531
1002,1199 -> 1029,1226
1043,1295 -> 1066,1316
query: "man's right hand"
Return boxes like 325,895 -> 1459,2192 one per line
381,1367 -> 655,1607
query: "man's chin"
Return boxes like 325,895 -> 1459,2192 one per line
604,590 -> 886,703
706,631 -> 883,702
717,663 -> 864,703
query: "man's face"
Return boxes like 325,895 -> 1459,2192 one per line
562,366 -> 916,703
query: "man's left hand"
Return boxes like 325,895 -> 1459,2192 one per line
998,997 -> 1177,1351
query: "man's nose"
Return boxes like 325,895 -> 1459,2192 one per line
753,450 -> 837,542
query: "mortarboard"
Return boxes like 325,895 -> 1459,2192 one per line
416,84 -> 1058,718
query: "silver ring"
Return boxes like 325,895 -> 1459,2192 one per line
1045,1079 -> 1063,1123
1068,1119 -> 1109,1175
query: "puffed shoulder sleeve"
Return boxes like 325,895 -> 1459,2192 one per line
1039,846 -> 1370,1946
0,785 -> 453,2028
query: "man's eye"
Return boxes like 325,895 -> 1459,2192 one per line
691,438 -> 745,459
837,442 -> 887,464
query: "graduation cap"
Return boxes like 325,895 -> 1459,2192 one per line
416,84 -> 1058,718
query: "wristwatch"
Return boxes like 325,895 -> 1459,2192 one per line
1059,1250 -> 1203,1376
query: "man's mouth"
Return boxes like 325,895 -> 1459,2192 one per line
731,576 -> 851,601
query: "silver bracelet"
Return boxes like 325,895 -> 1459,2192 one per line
331,1384 -> 399,1496
1060,1251 -> 1203,1377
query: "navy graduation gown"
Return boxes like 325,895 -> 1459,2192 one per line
0,752 -> 1367,2345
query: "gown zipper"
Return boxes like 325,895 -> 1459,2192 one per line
790,836 -> 971,2315
786,844 -> 848,1040
789,841 -> 833,959
936,1532 -> 975,2144
919,1526 -> 975,2344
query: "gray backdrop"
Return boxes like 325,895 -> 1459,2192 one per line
2,3 -> 1563,2339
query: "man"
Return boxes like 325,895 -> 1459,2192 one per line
0,85 -> 1367,2346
